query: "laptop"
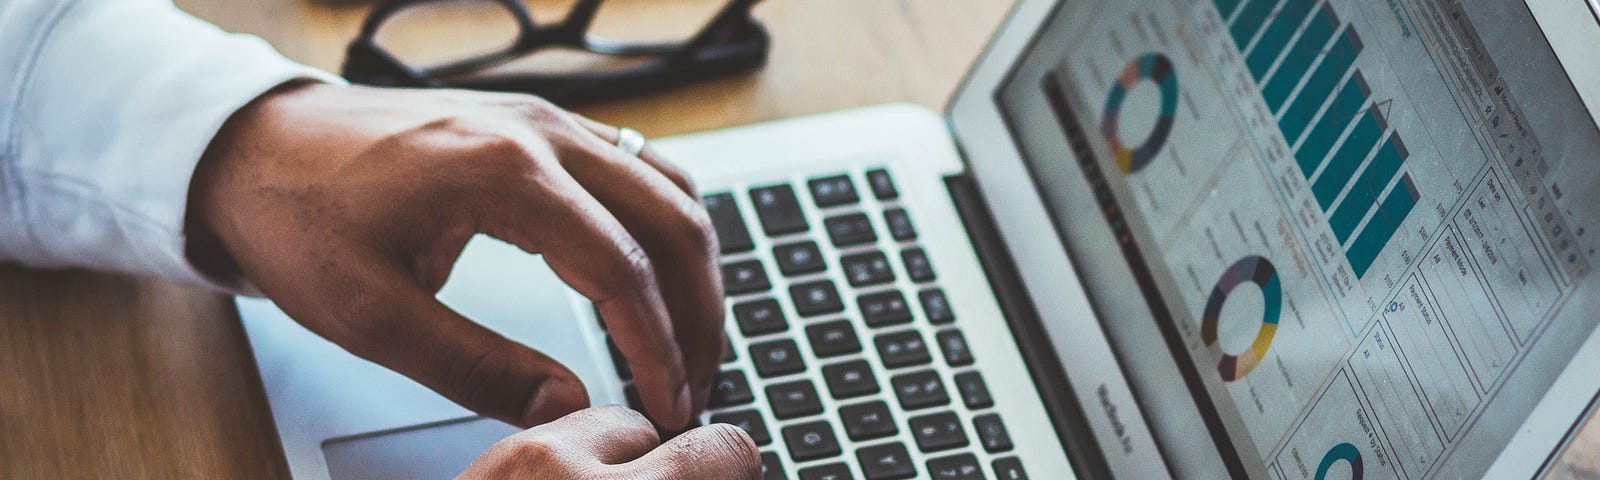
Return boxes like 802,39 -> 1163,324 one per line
236,0 -> 1600,478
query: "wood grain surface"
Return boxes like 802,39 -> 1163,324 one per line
0,1 -> 1009,478
0,0 -> 1593,478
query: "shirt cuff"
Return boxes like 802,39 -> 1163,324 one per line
2,0 -> 344,294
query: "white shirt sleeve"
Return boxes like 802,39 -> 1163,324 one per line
0,0 -> 343,293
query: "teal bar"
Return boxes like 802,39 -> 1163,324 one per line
1231,0 -> 1281,48
1278,29 -> 1362,142
1311,109 -> 1385,207
1263,5 -> 1338,110
1216,0 -> 1243,19
1330,134 -> 1408,241
1346,175 -> 1419,277
1293,74 -> 1368,175
1246,0 -> 1319,80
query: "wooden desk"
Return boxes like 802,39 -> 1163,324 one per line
0,1 -> 1593,478
0,1 -> 1009,478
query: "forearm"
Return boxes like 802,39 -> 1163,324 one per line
0,0 -> 338,292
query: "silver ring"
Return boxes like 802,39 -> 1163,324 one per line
615,127 -> 646,156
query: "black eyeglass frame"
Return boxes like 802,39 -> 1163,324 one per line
342,0 -> 769,104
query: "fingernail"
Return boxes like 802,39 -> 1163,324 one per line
674,381 -> 693,427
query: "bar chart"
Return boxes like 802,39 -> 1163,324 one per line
1214,0 -> 1419,279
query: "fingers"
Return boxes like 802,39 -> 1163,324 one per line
618,423 -> 763,480
265,242 -> 591,429
477,148 -> 693,430
460,405 -> 661,478
460,406 -> 758,479
550,115 -> 727,426
570,116 -> 697,197
517,405 -> 662,464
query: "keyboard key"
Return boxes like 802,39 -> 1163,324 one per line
858,290 -> 913,327
750,339 -> 806,378
710,409 -> 771,446
723,331 -> 737,363
750,184 -> 808,235
724,260 -> 772,295
760,451 -> 785,480
821,360 -> 879,399
927,454 -> 984,480
908,412 -> 968,453
782,420 -> 842,461
808,174 -> 860,207
766,380 -> 824,419
806,321 -> 862,358
919,289 -> 955,324
973,413 -> 1013,453
709,370 -> 755,408
734,298 -> 788,336
824,213 -> 877,247
993,457 -> 1029,480
875,330 -> 931,368
865,169 -> 899,200
606,337 -> 631,380
799,462 -> 853,480
883,208 -> 917,241
774,241 -> 827,276
790,280 -> 845,316
954,371 -> 994,409
841,251 -> 895,287
704,192 -> 755,253
891,370 -> 949,410
857,443 -> 917,480
901,248 -> 936,282
839,401 -> 898,441
935,330 -> 974,366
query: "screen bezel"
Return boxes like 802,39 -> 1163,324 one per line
946,0 -> 1600,477
944,0 -> 1201,478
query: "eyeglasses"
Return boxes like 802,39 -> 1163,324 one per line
342,0 -> 769,104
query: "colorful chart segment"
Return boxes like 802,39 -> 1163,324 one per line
1201,255 -> 1283,382
1213,0 -> 1419,279
1100,53 -> 1178,174
1314,442 -> 1365,480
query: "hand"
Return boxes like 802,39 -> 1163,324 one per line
188,82 -> 725,431
458,405 -> 760,479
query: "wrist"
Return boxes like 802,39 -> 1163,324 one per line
182,80 -> 329,289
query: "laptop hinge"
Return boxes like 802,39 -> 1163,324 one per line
942,173 -> 1113,479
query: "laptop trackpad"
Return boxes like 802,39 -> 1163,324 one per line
323,417 -> 520,480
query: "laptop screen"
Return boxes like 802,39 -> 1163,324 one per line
994,0 -> 1600,477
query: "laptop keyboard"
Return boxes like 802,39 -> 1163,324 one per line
601,168 -> 1030,480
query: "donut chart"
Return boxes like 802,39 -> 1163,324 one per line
1314,443 -> 1364,480
1100,52 -> 1179,174
1200,255 -> 1282,382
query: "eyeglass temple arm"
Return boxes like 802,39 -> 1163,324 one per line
565,0 -> 765,57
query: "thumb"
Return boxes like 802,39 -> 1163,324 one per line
268,244 -> 590,428
620,423 -> 763,480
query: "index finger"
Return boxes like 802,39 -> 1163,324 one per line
481,156 -> 694,430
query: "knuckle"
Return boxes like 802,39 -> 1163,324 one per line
590,404 -> 654,430
607,242 -> 657,294
659,162 -> 695,191
513,95 -> 563,119
440,344 -> 524,421
491,434 -> 561,468
323,291 -> 399,359
694,424 -> 762,476
672,205 -> 718,256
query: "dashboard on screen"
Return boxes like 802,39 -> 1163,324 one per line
995,0 -> 1600,477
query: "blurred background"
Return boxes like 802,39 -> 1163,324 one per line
0,1 -> 1014,478
171,0 -> 1012,137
